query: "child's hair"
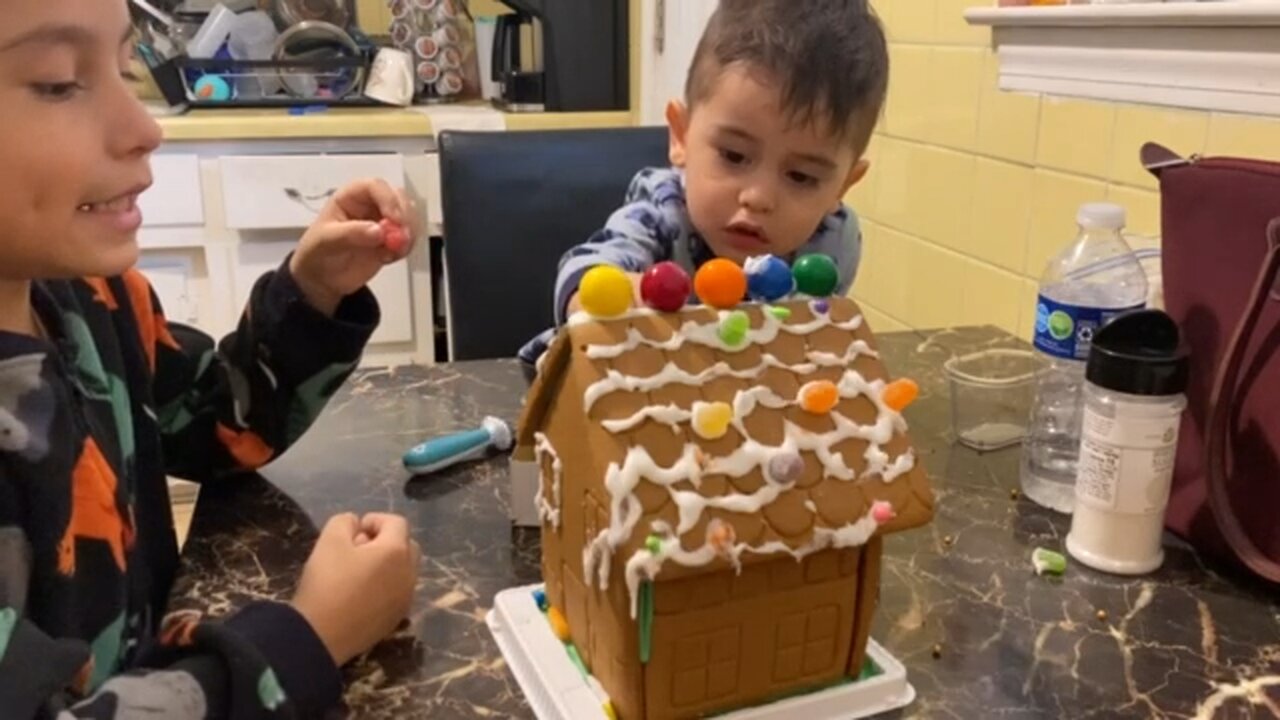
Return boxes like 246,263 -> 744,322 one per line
685,0 -> 889,154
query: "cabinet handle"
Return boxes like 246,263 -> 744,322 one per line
283,187 -> 336,213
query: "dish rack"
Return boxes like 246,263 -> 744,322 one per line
148,56 -> 381,109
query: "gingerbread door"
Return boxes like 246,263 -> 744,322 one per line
645,552 -> 861,718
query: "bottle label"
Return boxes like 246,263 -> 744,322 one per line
1033,296 -> 1143,361
1075,403 -> 1181,515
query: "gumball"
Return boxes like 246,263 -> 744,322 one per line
692,401 -> 734,440
871,501 -> 896,525
883,378 -> 920,412
694,259 -> 747,309
640,261 -> 692,312
380,219 -> 410,255
719,310 -> 751,346
744,255 -> 795,302
579,266 -> 633,317
798,380 -> 840,414
811,299 -> 830,315
793,254 -> 840,297
767,452 -> 805,486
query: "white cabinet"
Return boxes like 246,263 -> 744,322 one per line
137,255 -> 198,325
219,153 -> 406,230
140,154 -> 204,227
137,137 -> 437,368
231,240 -> 416,347
638,0 -> 718,126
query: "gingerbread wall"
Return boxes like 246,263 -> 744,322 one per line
645,547 -> 872,718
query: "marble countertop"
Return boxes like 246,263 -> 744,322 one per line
170,327 -> 1280,719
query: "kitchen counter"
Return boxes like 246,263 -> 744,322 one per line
169,326 -> 1280,719
153,104 -> 634,141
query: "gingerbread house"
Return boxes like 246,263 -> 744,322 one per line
513,296 -> 933,720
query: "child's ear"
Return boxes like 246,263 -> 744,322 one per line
666,100 -> 690,167
836,159 -> 870,208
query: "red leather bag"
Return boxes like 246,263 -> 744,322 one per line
1145,142 -> 1280,583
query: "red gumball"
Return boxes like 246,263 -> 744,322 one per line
380,219 -> 410,255
641,261 -> 692,312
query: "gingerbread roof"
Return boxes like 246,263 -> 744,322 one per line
517,297 -> 934,616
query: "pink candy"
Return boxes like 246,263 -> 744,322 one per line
380,219 -> 410,255
871,501 -> 896,525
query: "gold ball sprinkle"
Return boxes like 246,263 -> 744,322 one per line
1010,488 -> 1021,500
943,535 -> 955,547
931,644 -> 943,659
1096,609 -> 1109,622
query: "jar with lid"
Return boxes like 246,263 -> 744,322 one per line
1066,310 -> 1190,575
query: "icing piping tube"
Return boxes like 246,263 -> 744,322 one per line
403,416 -> 512,474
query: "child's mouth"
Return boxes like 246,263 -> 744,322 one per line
724,223 -> 770,251
77,187 -> 148,233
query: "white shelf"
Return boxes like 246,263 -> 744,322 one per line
965,2 -> 1280,115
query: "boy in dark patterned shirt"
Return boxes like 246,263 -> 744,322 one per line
0,1 -> 421,717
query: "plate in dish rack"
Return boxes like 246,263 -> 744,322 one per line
486,585 -> 916,720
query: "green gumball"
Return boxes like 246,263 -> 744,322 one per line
792,254 -> 839,297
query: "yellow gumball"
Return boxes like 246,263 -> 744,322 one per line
579,266 -> 634,318
693,402 -> 734,440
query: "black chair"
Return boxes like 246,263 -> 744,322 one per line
439,127 -> 670,361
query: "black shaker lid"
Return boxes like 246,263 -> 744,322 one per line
1087,310 -> 1190,396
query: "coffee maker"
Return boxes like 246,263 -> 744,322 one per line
492,0 -> 629,112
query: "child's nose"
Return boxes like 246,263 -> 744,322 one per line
109,89 -> 163,159
739,179 -> 776,214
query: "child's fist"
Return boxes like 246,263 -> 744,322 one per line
291,512 -> 421,666
289,178 -> 421,315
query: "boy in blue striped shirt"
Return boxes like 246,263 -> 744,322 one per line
520,0 -> 889,374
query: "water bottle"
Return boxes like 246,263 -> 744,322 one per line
1021,203 -> 1148,514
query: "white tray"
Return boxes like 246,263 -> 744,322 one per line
486,585 -> 916,720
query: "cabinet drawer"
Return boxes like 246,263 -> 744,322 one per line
232,241 -> 415,346
141,154 -> 203,227
219,154 -> 406,230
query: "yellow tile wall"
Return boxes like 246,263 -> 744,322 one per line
850,0 -> 1280,339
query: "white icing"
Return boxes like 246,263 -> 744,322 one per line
583,303 -> 865,360
601,404 -> 688,434
624,504 -> 885,618
534,433 -> 562,529
571,304 -> 918,604
584,357 -> 815,413
567,306 -> 658,327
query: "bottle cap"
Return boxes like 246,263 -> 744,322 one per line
1077,202 -> 1126,231
1086,310 -> 1189,396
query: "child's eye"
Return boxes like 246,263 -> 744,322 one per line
788,171 -> 819,187
719,148 -> 748,166
31,81 -> 84,101
121,70 -> 143,83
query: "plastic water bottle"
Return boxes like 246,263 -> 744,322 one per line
1021,203 -> 1148,514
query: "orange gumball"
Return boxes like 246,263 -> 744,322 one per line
883,378 -> 920,412
694,259 -> 747,309
799,380 -> 840,414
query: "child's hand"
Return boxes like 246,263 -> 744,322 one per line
291,512 -> 421,666
289,179 -> 420,316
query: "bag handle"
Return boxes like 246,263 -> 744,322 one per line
1205,218 -> 1280,583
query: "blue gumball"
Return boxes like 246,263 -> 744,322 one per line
744,255 -> 795,302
